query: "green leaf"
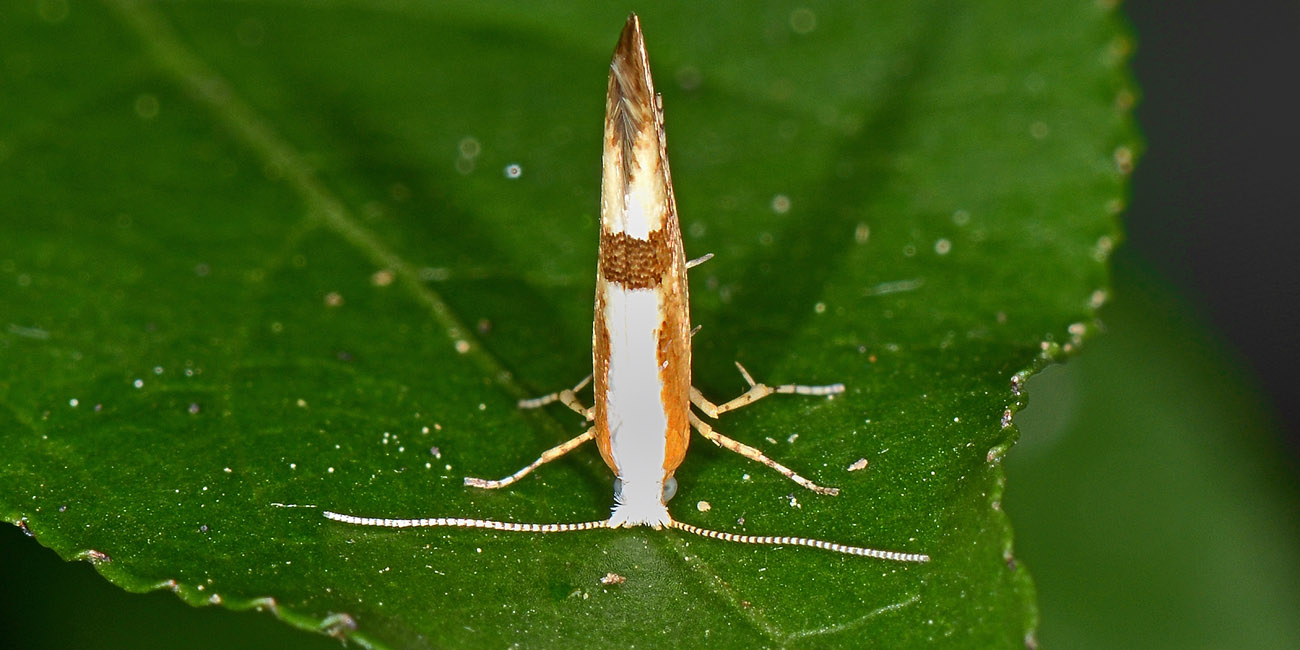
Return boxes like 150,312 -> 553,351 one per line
0,1 -> 1133,647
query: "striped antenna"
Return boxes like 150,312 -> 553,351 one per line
322,511 -> 609,533
323,511 -> 928,562
668,519 -> 931,562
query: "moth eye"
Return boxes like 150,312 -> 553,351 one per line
661,477 -> 678,502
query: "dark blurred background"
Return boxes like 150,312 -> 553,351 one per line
3,1 -> 1297,648
1125,0 -> 1299,459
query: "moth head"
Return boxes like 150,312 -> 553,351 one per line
608,474 -> 676,529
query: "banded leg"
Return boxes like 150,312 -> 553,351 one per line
692,362 -> 844,418
518,375 -> 594,421
464,427 -> 596,489
689,413 -> 839,495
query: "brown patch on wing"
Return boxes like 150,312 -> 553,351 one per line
598,229 -> 675,288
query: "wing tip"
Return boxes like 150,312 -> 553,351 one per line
610,13 -> 652,101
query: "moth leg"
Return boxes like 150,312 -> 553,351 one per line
464,427 -> 596,489
691,362 -> 844,419
686,252 -> 714,269
518,374 -> 594,421
689,413 -> 839,496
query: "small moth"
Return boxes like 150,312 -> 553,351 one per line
325,14 -> 928,563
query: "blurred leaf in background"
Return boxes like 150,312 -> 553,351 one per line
1008,254 -> 1300,649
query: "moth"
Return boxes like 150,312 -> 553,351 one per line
325,14 -> 928,563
